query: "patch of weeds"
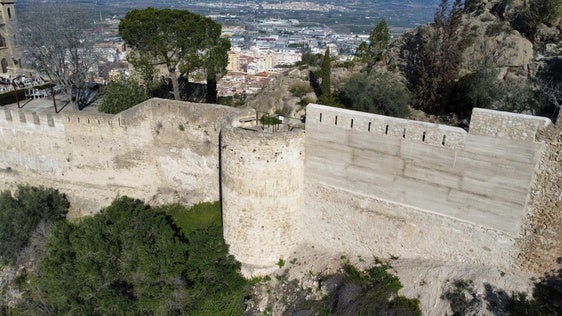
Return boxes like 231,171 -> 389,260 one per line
390,254 -> 399,260
331,262 -> 421,315
178,124 -> 185,131
277,258 -> 285,268
289,258 -> 297,265
263,306 -> 273,315
442,279 -> 482,315
275,274 -> 287,282
249,275 -> 269,285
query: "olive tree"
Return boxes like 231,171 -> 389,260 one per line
119,8 -> 230,102
341,72 -> 411,118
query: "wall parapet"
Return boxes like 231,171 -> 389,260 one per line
469,108 -> 552,141
306,104 -> 468,148
1,108 -> 66,132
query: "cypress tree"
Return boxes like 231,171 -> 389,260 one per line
321,47 -> 331,97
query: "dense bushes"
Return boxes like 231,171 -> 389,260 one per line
0,186 -> 69,265
340,72 -> 411,118
32,197 -> 246,315
98,78 -> 148,114
320,262 -> 421,315
288,81 -> 312,97
1,197 -> 246,314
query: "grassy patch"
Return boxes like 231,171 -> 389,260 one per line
156,201 -> 221,235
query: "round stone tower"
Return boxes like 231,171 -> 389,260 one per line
221,122 -> 305,276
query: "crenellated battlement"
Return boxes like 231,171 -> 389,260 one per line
306,104 -> 468,148
1,99 -> 559,276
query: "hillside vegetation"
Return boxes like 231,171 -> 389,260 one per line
264,0 -> 562,125
0,192 -> 247,314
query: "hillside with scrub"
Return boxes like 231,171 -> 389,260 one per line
252,0 -> 562,127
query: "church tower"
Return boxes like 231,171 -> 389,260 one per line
0,0 -> 19,74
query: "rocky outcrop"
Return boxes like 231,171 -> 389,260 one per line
245,68 -> 311,118
387,0 -> 562,87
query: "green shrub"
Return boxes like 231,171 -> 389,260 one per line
341,71 -> 411,118
98,78 -> 148,114
485,22 -> 509,36
156,201 -> 221,235
217,93 -> 247,107
288,82 -> 312,97
35,197 -> 246,315
316,93 -> 344,108
298,96 -> 314,107
260,115 -> 281,125
319,263 -> 421,315
0,186 -> 69,265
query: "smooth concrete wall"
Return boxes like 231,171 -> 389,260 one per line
221,124 -> 305,275
302,104 -> 549,268
0,98 -> 241,216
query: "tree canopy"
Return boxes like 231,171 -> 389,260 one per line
411,0 -> 467,115
35,198 -> 246,315
369,20 -> 391,63
0,186 -> 69,265
341,72 -> 411,118
354,20 -> 390,68
119,8 -> 230,102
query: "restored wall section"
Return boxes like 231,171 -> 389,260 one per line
0,98 -> 242,216
221,125 -> 305,275
302,104 -> 550,270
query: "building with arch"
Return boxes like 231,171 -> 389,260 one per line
0,0 -> 19,75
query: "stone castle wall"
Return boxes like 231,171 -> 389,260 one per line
301,104 -> 552,272
0,98 -> 242,216
518,113 -> 562,274
1,99 -> 559,275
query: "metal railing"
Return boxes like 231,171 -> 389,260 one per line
255,111 -> 305,132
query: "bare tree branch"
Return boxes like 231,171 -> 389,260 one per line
19,0 -> 100,110
538,77 -> 562,109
